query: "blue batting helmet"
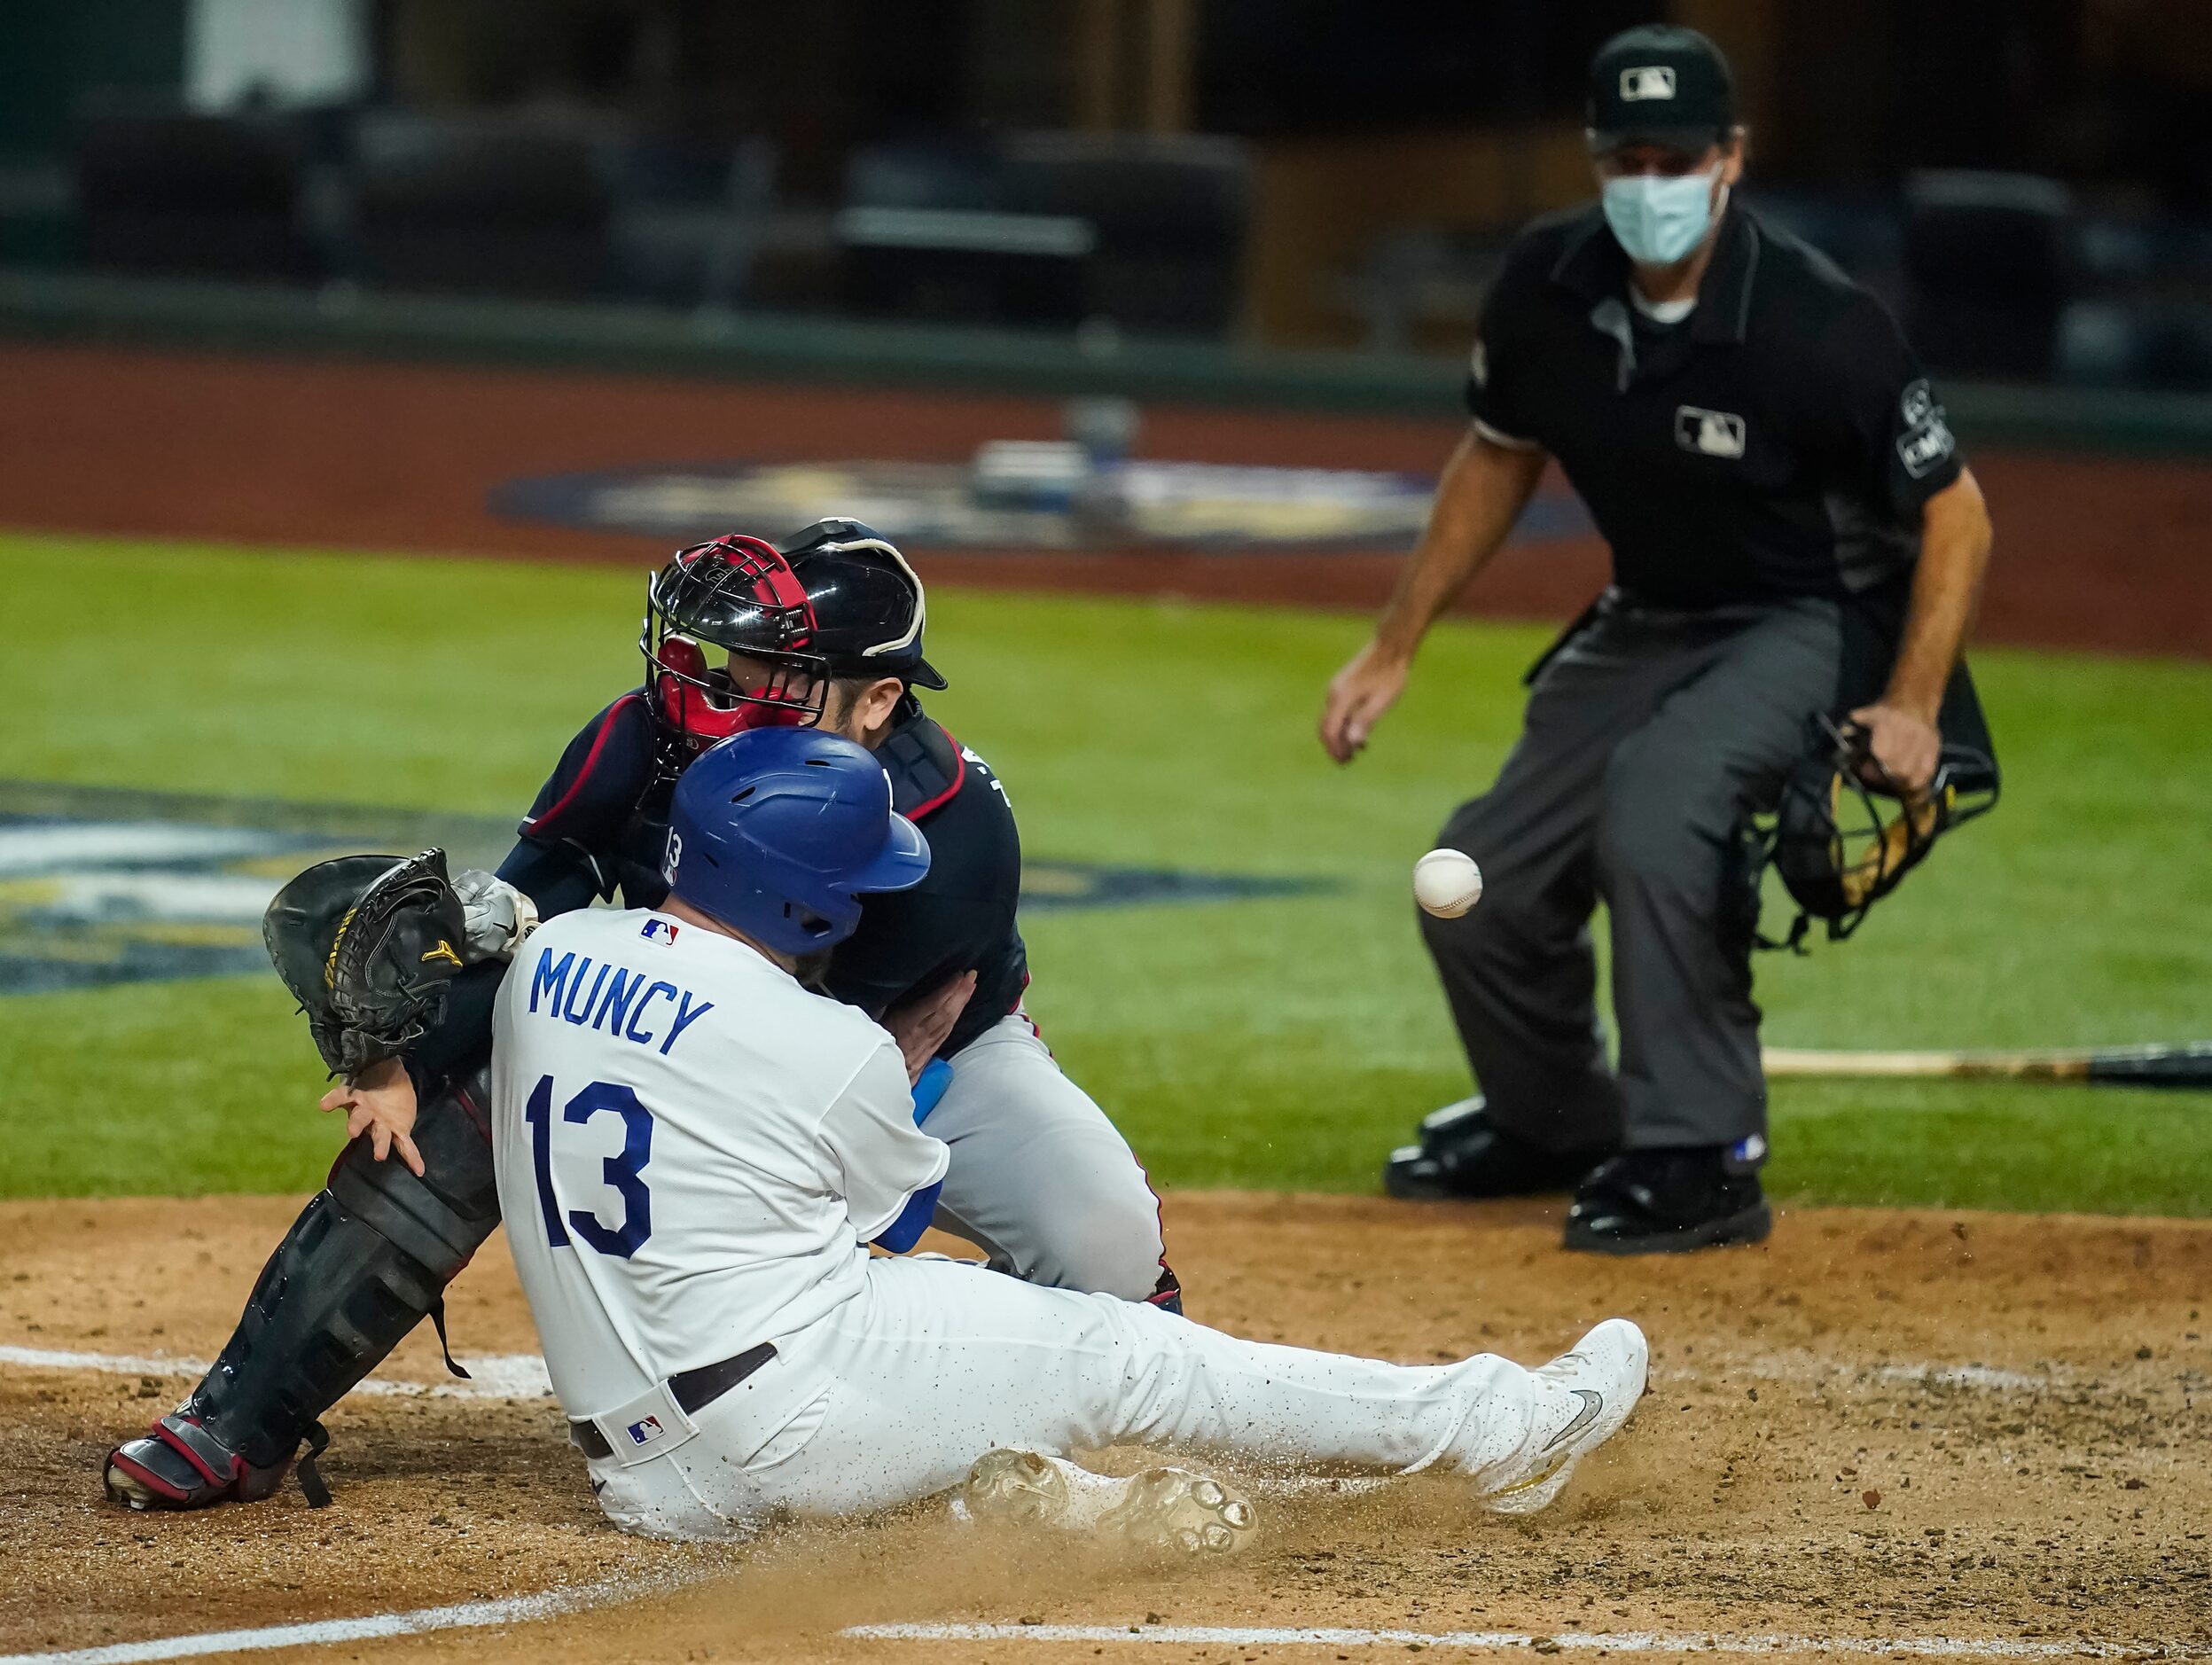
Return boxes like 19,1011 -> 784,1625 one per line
665,727 -> 929,954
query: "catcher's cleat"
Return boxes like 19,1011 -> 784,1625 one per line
103,1412 -> 324,1512
1384,1098 -> 1606,1201
960,1449 -> 1256,1558
1562,1149 -> 1771,1255
1477,1317 -> 1648,1516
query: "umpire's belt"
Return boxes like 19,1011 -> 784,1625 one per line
570,1341 -> 778,1466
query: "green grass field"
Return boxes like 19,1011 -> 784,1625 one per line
3,530 -> 2208,1213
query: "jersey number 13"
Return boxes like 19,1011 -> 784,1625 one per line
524,1075 -> 653,1257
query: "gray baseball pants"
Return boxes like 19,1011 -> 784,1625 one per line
926,1011 -> 1168,1302
1419,594 -> 1843,1157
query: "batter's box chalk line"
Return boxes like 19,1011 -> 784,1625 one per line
0,1344 -> 555,1400
0,1343 -> 2071,1403
843,1624 -> 2209,1660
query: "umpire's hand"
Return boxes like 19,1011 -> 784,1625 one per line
1320,641 -> 1411,763
1849,700 -> 1942,796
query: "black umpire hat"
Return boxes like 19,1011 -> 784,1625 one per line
1586,25 -> 1738,154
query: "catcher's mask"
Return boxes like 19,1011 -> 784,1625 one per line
1754,714 -> 1998,950
642,535 -> 826,750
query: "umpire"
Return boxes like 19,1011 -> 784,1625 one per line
1317,25 -> 1993,1254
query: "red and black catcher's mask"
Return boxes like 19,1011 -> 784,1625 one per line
642,535 -> 826,750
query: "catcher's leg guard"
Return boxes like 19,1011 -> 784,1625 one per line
103,1068 -> 500,1512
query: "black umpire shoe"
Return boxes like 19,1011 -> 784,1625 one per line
1562,1148 -> 1772,1255
1384,1097 -> 1608,1200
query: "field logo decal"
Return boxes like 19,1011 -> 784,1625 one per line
0,781 -> 1324,997
487,455 -> 1592,554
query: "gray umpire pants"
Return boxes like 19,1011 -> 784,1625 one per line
1420,593 -> 1842,1157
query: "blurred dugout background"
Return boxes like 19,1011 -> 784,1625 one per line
3,0 -> 2212,390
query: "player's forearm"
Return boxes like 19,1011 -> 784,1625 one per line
1372,431 -> 1547,661
496,837 -> 608,917
1884,469 -> 1991,722
403,959 -> 503,1086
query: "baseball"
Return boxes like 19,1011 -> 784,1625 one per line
1413,848 -> 1483,918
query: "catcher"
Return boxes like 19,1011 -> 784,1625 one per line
104,521 -> 1177,1513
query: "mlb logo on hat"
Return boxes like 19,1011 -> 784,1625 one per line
1620,65 -> 1677,101
641,918 -> 680,944
625,1415 -> 665,1447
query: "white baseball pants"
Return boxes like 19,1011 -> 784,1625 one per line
584,1252 -> 1542,1540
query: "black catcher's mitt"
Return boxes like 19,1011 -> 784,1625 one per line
263,849 -> 470,1078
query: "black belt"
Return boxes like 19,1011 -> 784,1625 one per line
570,1341 -> 778,1460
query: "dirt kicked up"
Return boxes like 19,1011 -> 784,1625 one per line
3,1194 -> 2208,1664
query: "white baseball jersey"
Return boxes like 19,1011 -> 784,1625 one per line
489,905 -> 946,1418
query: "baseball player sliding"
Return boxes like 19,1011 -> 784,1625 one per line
502,724 -> 1649,1546
105,524 -> 1175,1513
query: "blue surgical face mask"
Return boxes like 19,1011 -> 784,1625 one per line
1602,168 -> 1725,266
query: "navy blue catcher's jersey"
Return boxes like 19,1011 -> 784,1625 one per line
497,692 -> 1028,1061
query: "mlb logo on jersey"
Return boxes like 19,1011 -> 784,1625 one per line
625,1415 -> 666,1447
1675,405 -> 1747,459
640,918 -> 680,944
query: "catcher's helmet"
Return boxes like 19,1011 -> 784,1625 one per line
666,726 -> 931,955
641,524 -> 944,752
778,519 -> 946,692
1755,715 -> 1998,950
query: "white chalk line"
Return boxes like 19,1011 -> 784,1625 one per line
843,1623 -> 2204,1660
1704,1352 -> 2062,1395
0,1345 -> 553,1400
0,1343 -> 2066,1403
0,1568 -> 702,1665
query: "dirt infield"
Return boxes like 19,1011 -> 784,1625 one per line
2,342 -> 2208,656
4,1193 -> 2207,1662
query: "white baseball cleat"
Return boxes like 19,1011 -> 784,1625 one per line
959,1448 -> 1257,1557
1097,1463 -> 1258,1557
960,1446 -> 1070,1523
1479,1317 -> 1649,1515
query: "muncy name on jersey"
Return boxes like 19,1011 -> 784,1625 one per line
526,944 -> 715,1057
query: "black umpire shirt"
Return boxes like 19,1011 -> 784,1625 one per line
1467,201 -> 1965,609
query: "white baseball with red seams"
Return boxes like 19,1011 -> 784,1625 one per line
1413,848 -> 1485,918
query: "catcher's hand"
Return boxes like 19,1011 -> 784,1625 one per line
263,848 -> 470,1079
453,867 -> 540,961
318,1057 -> 424,1176
883,970 -> 977,1086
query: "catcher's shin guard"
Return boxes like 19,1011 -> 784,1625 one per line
103,1069 -> 501,1512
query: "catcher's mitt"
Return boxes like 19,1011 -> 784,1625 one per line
263,849 -> 470,1078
